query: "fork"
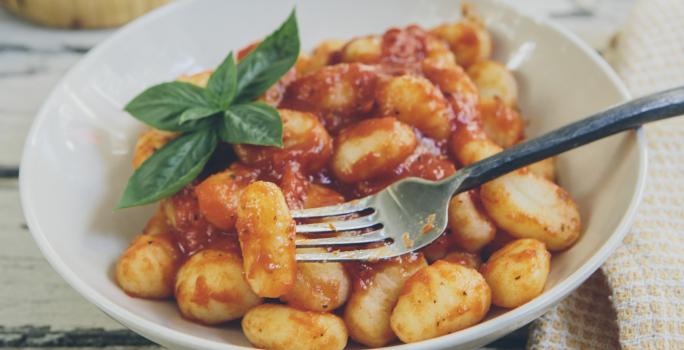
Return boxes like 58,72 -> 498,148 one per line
293,86 -> 684,262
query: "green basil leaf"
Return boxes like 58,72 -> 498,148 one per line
116,128 -> 218,208
178,106 -> 222,124
124,82 -> 215,132
220,102 -> 283,147
235,10 -> 299,103
207,52 -> 238,108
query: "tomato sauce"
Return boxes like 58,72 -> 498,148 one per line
164,185 -> 240,258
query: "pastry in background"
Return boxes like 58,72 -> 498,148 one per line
0,0 -> 170,29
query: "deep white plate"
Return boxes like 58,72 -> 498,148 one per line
20,0 -> 646,349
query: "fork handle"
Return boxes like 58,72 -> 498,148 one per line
451,86 -> 684,193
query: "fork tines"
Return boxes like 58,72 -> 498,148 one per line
292,201 -> 397,261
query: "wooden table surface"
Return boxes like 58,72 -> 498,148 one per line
0,1 -> 634,349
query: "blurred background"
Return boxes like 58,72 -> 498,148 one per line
0,0 -> 646,349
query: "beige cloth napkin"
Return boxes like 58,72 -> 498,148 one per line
528,0 -> 684,349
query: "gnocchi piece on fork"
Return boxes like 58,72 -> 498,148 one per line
236,181 -> 297,298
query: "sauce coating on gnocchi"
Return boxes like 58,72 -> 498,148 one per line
242,304 -> 348,350
236,181 -> 297,298
390,261 -> 491,343
332,117 -> 417,183
175,249 -> 262,324
116,5 -> 580,348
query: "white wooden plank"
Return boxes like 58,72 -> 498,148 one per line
0,179 -> 125,331
0,9 -> 112,166
0,54 -> 81,166
0,325 -> 158,348
17,348 -> 157,350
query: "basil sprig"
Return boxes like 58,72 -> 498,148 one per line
117,10 -> 299,209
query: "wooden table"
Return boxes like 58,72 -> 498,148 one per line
0,1 -> 634,348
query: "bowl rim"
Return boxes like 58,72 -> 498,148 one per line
19,0 -> 647,349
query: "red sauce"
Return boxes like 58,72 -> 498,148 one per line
279,164 -> 308,209
344,252 -> 423,292
344,261 -> 377,291
165,185 -> 240,258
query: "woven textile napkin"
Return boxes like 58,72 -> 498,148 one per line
528,0 -> 684,349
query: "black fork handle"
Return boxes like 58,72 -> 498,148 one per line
450,86 -> 684,193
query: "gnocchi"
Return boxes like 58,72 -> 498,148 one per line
332,117 -> 417,183
467,60 -> 518,107
478,97 -> 525,148
467,60 -> 524,147
450,133 -> 503,166
448,191 -> 497,252
339,36 -> 382,64
242,304 -> 348,350
450,125 -> 579,252
281,257 -> 351,312
344,254 -> 427,347
424,34 -> 457,64
528,157 -> 557,182
283,63 -> 378,132
480,171 -> 581,251
299,39 -> 347,75
195,163 -> 259,231
236,181 -> 297,297
115,233 -> 181,299
422,56 -> 479,103
431,6 -> 492,68
378,25 -> 430,71
481,239 -> 551,308
116,8 -> 588,348
175,249 -> 262,324
390,261 -> 491,343
376,75 -> 453,140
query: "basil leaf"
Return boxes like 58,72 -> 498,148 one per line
207,52 -> 238,109
220,102 -> 283,147
178,106 -> 222,124
124,82 -> 215,132
116,128 -> 218,208
235,10 -> 299,103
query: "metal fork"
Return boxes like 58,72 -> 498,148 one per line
293,86 -> 684,262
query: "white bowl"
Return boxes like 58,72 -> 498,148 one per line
19,0 -> 645,349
